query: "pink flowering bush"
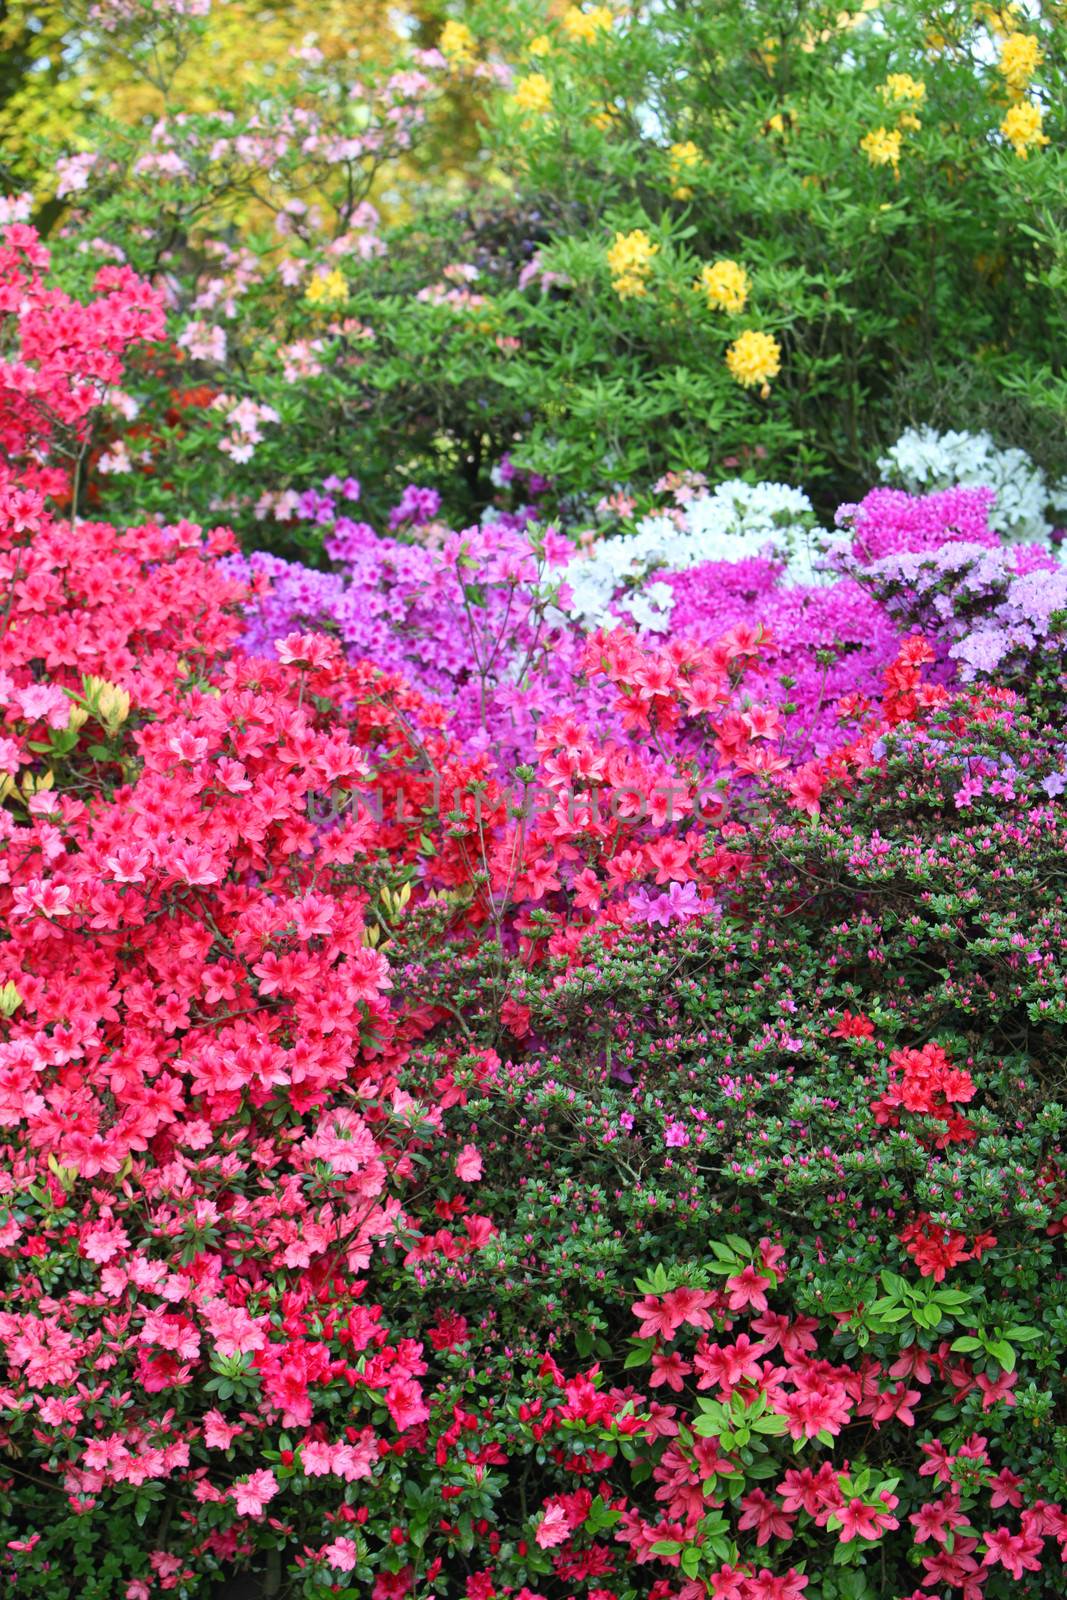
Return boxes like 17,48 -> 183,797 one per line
1,223 -> 1066,1600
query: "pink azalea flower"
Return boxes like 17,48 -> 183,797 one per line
232,1469 -> 279,1518
455,1143 -> 483,1181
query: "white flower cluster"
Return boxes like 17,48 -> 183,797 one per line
879,426 -> 1067,542
560,480 -> 827,632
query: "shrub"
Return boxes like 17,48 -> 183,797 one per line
24,0 -> 1067,542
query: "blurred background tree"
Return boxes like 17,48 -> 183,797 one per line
0,0 -> 488,218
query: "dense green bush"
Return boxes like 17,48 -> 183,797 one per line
25,0 -> 1067,545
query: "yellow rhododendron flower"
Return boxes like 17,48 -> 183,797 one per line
861,126 -> 902,171
440,20 -> 476,66
1001,100 -> 1049,157
612,275 -> 649,299
562,6 -> 613,44
512,73 -> 553,115
607,229 -> 658,298
306,269 -> 348,307
726,329 -> 782,389
759,34 -> 778,70
974,1 -> 1022,39
879,73 -> 926,105
695,258 -> 750,314
590,101 -> 621,131
668,139 -> 700,197
527,33 -> 553,57
998,32 -> 1042,96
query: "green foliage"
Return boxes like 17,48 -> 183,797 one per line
17,0 -> 1064,547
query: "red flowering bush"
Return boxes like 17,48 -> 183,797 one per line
0,495 -> 506,1593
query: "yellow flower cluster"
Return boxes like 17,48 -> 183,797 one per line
861,125 -> 903,174
668,139 -> 701,198
607,229 -> 658,299
879,73 -> 926,119
726,329 -> 781,391
561,5 -> 613,44
974,1 -> 1022,40
1001,101 -> 1049,158
590,102 -> 621,131
306,268 -> 347,307
440,19 -> 476,66
998,32 -> 1042,97
527,34 -> 552,58
695,258 -> 750,314
512,72 -> 553,115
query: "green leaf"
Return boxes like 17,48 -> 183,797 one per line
988,1340 -> 1016,1372
624,1342 -> 654,1369
753,1413 -> 788,1434
709,1240 -> 742,1264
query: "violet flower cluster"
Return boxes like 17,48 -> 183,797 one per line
235,474 -> 1065,773
833,487 -> 1066,682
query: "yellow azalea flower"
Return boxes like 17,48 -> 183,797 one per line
801,0 -> 880,53
612,272 -> 650,299
1001,100 -> 1049,157
998,32 -> 1042,96
670,139 -> 701,169
668,139 -> 700,197
861,126 -> 902,172
974,1 -> 1022,38
607,228 -> 658,298
606,228 -> 657,277
695,258 -> 750,314
726,329 -> 782,389
527,33 -> 553,57
879,73 -> 926,105
561,5 -> 613,44
511,72 -> 553,115
305,268 -> 348,307
590,101 -> 621,131
898,112 -> 922,132
439,20 -> 476,65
